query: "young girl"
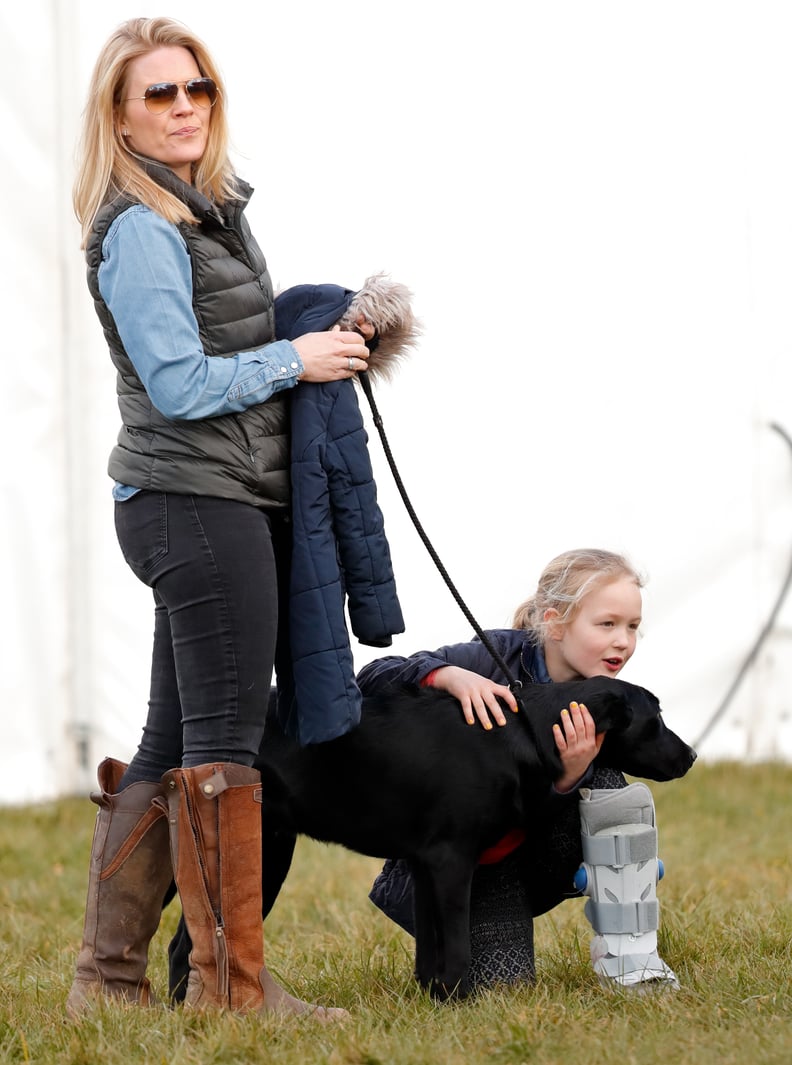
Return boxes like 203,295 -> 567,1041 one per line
359,547 -> 681,992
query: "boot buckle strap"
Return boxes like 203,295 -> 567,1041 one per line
200,770 -> 229,798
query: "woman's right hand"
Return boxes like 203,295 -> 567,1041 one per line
428,666 -> 518,730
292,329 -> 370,382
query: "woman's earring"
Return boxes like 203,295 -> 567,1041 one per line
122,128 -> 129,137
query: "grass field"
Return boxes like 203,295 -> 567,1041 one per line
0,762 -> 790,1064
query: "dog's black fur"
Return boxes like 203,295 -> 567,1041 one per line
254,675 -> 696,999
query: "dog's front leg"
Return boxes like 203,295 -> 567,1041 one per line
411,862 -> 441,993
410,853 -> 475,1000
428,856 -> 475,1000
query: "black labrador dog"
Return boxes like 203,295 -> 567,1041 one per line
168,676 -> 696,1000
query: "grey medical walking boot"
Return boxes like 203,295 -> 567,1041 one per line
575,782 -> 680,992
66,759 -> 173,1016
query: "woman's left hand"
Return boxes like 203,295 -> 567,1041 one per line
292,327 -> 370,381
552,701 -> 605,793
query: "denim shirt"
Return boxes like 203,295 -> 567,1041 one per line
98,205 -> 303,500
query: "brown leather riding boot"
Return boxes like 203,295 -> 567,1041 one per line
65,759 -> 173,1017
156,763 -> 270,1012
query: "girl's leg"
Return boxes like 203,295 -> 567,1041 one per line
467,850 -> 535,990
577,782 -> 680,991
523,769 -> 679,990
369,852 -> 535,993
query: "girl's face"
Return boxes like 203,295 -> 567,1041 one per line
543,576 -> 642,683
118,46 -> 211,183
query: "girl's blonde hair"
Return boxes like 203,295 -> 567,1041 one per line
512,548 -> 644,644
73,17 -> 238,247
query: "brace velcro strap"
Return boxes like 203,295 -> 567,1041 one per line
582,826 -> 657,867
584,898 -> 659,934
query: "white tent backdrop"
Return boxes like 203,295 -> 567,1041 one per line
3,1 -> 792,804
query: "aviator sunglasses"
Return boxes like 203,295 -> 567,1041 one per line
124,77 -> 219,115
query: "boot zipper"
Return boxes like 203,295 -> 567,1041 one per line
178,774 -> 230,1002
214,923 -> 229,1001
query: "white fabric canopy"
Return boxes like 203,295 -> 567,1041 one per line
3,0 -> 792,804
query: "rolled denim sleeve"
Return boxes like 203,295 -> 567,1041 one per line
98,205 -> 303,420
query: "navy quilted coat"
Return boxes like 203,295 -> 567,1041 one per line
274,284 -> 406,744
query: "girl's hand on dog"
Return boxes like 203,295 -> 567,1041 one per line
552,701 -> 605,793
428,666 -> 518,730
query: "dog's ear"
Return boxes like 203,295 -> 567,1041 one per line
581,687 -> 633,733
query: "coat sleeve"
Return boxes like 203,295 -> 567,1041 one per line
287,383 -> 361,743
286,380 -> 404,744
357,631 -> 518,693
325,383 -> 404,645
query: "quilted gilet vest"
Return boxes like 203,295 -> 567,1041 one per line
85,167 -> 289,510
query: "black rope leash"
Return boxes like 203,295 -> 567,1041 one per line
693,421 -> 792,749
360,373 -> 792,731
358,370 -> 522,695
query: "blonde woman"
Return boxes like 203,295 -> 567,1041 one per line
66,16 -> 372,1019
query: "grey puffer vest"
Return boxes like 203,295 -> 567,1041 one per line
86,165 -> 289,510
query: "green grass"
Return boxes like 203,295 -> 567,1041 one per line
1,763 -> 790,1064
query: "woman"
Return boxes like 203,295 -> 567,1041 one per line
359,547 -> 681,992
66,16 -> 377,1019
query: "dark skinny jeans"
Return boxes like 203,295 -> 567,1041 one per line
113,491 -> 282,787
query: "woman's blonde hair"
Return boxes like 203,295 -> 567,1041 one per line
512,548 -> 644,644
73,16 -> 238,247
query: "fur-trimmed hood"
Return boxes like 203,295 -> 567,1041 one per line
274,272 -> 421,382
